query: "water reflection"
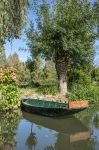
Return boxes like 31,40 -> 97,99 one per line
0,110 -> 21,150
21,111 -> 90,150
25,124 -> 37,150
0,104 -> 99,150
93,113 -> 99,129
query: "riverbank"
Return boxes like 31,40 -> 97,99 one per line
19,87 -> 68,102
19,82 -> 99,103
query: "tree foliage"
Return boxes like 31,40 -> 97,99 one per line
0,47 -> 6,67
27,0 -> 99,64
91,67 -> 99,82
43,61 -> 56,80
0,0 -> 30,43
26,55 -> 42,83
26,56 -> 57,85
7,53 -> 31,84
26,0 -> 99,94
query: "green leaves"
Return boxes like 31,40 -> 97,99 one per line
26,0 -> 98,67
1,84 -> 20,110
0,0 -> 29,42
37,85 -> 58,95
66,83 -> 99,102
25,0 -> 99,94
7,53 -> 31,84
0,67 -> 20,110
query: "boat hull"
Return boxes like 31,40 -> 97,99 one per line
21,99 -> 87,117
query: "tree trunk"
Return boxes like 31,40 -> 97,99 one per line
55,51 -> 68,95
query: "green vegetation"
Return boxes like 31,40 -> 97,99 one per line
26,0 -> 99,95
7,53 -> 31,85
0,68 -> 20,110
0,110 -> 21,149
0,47 -> 6,67
37,85 -> 58,95
1,84 -> 20,110
26,56 -> 57,85
0,101 -> 4,110
66,83 -> 99,102
91,67 -> 99,82
0,0 -> 99,111
0,0 -> 29,42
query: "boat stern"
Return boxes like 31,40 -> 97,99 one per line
68,101 -> 89,109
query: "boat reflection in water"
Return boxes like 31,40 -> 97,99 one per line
22,111 -> 90,150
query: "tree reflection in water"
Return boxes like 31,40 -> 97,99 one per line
93,113 -> 99,129
44,145 -> 55,150
25,123 -> 37,150
0,110 -> 21,150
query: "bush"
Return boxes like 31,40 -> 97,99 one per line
67,69 -> 91,88
37,85 -> 59,95
0,67 -> 20,110
66,83 -> 99,103
1,84 -> 20,110
0,100 -> 4,110
0,67 -> 17,84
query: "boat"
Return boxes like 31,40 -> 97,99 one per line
21,98 -> 89,117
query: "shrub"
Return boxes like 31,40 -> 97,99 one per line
0,67 -> 19,110
0,100 -> 4,110
0,67 -> 17,84
37,85 -> 59,95
67,69 -> 91,88
1,84 -> 20,110
66,83 -> 99,103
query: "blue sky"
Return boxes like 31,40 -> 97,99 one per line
4,0 -> 99,66
4,38 -> 30,62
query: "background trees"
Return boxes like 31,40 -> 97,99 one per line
0,48 -> 6,67
7,53 -> 31,84
26,56 -> 57,85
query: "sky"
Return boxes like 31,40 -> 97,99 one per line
4,0 -> 99,66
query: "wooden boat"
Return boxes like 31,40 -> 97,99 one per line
21,99 -> 89,117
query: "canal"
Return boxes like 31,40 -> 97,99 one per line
0,103 -> 99,150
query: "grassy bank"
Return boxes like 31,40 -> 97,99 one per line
19,82 -> 99,103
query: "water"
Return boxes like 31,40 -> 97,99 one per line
0,103 -> 99,150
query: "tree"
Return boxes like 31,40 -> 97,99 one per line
0,46 -> 6,67
7,53 -> 31,84
0,0 -> 30,43
0,0 -> 30,70
91,67 -> 99,82
26,0 -> 99,95
26,57 -> 56,84
43,60 -> 56,81
26,55 -> 43,83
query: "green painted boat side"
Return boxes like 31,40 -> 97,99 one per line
22,98 -> 68,108
21,99 -> 87,117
